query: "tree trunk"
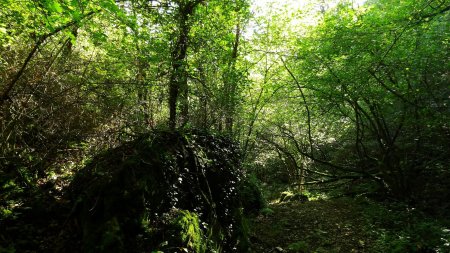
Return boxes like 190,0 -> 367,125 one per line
224,23 -> 241,134
168,0 -> 204,129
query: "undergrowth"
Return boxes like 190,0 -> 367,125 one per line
357,197 -> 450,253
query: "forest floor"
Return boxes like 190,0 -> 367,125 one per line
249,198 -> 378,253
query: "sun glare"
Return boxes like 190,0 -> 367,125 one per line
247,0 -> 367,38
251,0 -> 367,16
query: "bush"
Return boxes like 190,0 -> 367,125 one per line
361,199 -> 450,253
66,129 -> 248,252
238,175 -> 265,215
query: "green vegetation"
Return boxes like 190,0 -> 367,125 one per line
250,197 -> 450,252
69,129 -> 248,252
166,210 -> 206,253
287,241 -> 309,253
1,0 -> 449,252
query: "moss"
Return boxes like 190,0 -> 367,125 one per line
165,210 -> 206,253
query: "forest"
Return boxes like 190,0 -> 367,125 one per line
0,0 -> 449,252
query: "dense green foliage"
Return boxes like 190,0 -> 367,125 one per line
246,0 -> 450,208
1,0 -> 449,252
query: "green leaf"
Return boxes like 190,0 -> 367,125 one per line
99,0 -> 120,14
49,1 -> 63,13
71,10 -> 81,21
65,30 -> 77,45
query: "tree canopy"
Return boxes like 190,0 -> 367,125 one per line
1,0 -> 449,252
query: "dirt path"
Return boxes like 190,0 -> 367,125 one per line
249,198 -> 376,253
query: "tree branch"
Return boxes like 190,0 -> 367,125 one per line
0,11 -> 97,106
279,56 -> 314,156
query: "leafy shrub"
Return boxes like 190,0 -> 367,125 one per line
238,174 -> 265,215
361,198 -> 450,253
260,207 -> 274,216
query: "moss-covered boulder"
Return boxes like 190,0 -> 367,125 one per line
66,129 -> 248,252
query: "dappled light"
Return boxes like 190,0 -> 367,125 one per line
1,0 -> 449,252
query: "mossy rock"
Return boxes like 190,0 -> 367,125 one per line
66,129 -> 248,252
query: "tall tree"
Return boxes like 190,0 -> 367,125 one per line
168,0 -> 205,129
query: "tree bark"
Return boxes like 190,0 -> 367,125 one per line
168,0 -> 204,129
224,22 -> 241,134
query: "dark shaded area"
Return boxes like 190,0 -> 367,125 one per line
0,129 -> 255,252
238,175 -> 266,215
249,197 -> 450,253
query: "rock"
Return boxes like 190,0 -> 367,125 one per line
65,129 -> 249,252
